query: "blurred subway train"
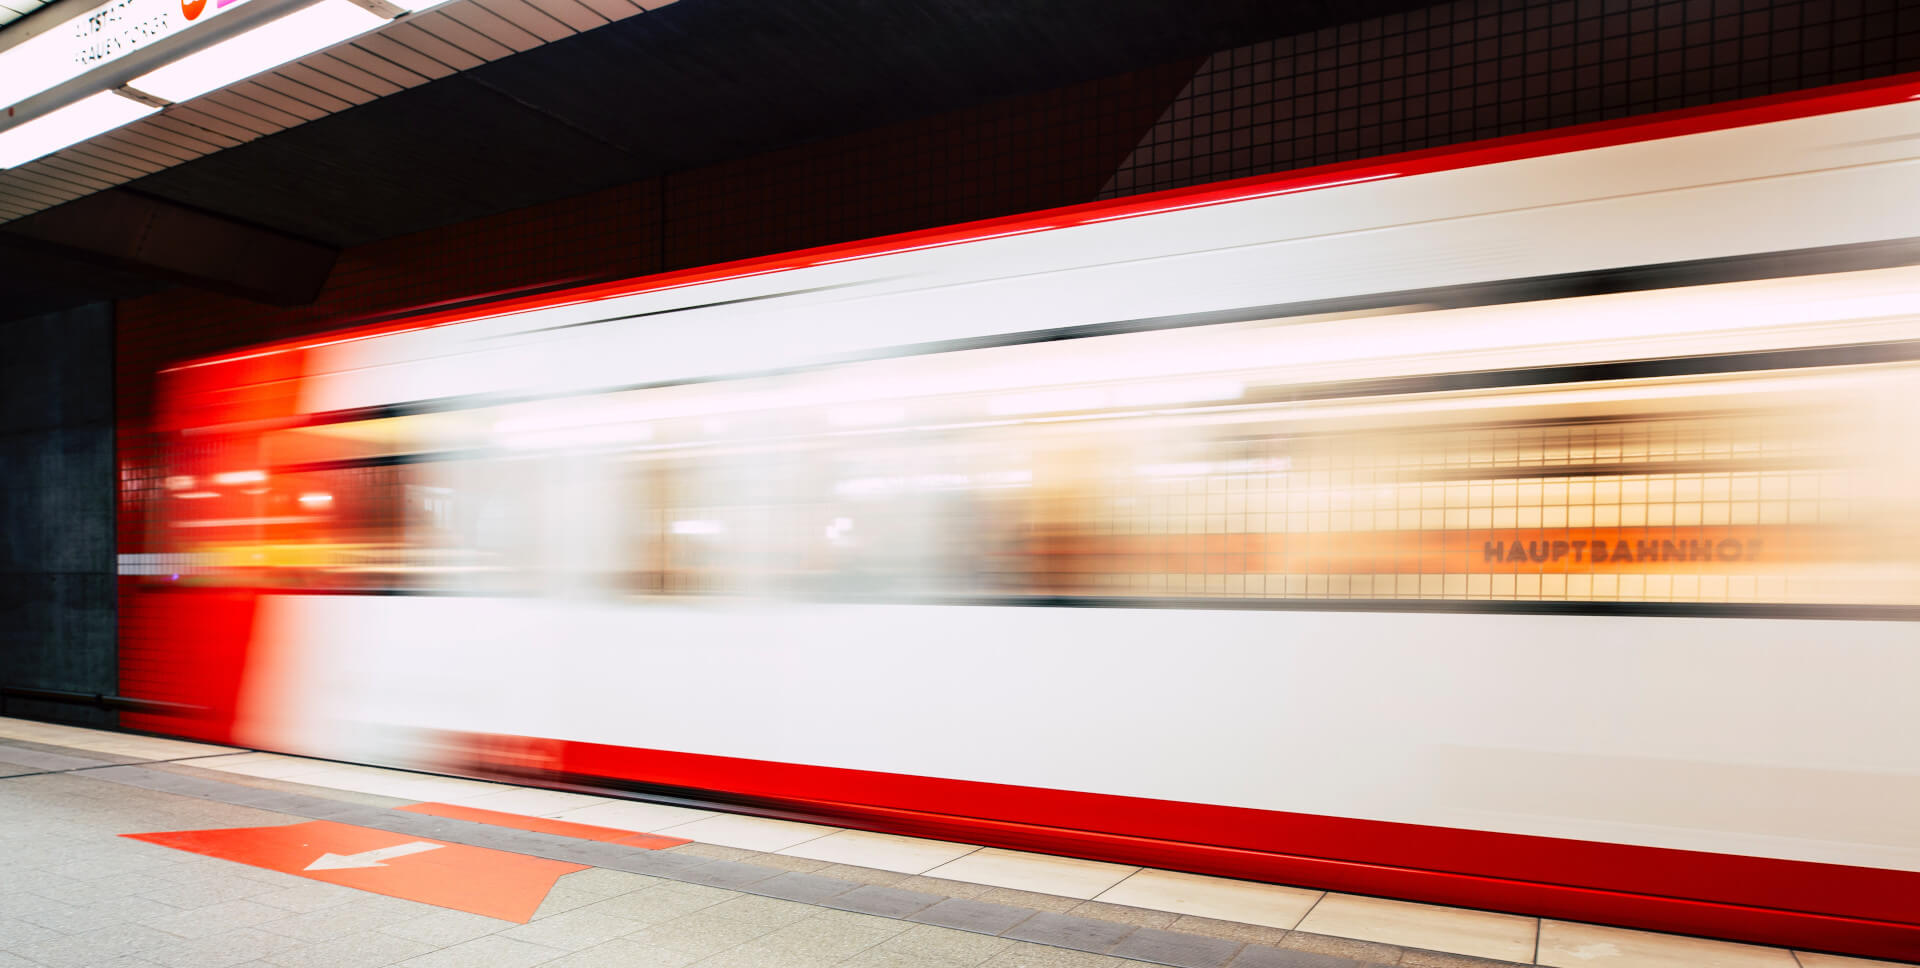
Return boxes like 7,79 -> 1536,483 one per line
121,74 -> 1920,959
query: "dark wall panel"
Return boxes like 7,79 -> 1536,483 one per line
0,303 -> 115,727
1103,0 -> 1920,196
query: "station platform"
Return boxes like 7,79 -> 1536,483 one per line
0,717 -> 1906,968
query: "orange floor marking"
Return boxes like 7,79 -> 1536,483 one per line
397,801 -> 692,849
125,821 -> 585,923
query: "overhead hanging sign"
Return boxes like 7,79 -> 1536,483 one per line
0,0 -> 256,112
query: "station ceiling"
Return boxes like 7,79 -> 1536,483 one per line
0,0 -> 1425,316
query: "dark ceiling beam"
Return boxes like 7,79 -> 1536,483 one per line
0,189 -> 336,306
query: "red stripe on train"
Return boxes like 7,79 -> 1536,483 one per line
511,734 -> 1917,962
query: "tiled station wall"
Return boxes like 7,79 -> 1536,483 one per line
113,0 -> 1917,718
1105,0 -> 1919,196
0,304 -> 115,726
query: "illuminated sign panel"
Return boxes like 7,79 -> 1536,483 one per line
0,0 -> 255,113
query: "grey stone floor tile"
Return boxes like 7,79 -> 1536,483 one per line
544,841 -> 641,867
0,867 -> 89,896
0,745 -> 97,769
1002,911 -> 1139,952
854,946 -> 992,968
808,909 -> 917,934
606,850 -> 711,877
302,802 -> 395,823
500,907 -> 646,951
808,863 -> 913,887
441,826 -> 531,853
862,923 -> 1015,966
655,882 -> 742,903
37,870 -> 177,905
73,893 -> 188,925
393,934 -> 569,968
738,851 -> 834,874
1226,946 -> 1366,968
379,908 -> 517,946
14,895 -> 131,934
500,831 -> 585,854
146,926 -> 306,968
1168,915 -> 1290,946
227,865 -> 314,890
140,878 -> 272,910
144,898 -> 288,938
1066,902 -> 1180,931
893,875 -> 993,898
258,929 -> 438,968
701,894 -> 818,928
677,860 -> 781,890
981,942 -> 1138,967
15,953 -> 162,968
252,880 -> 365,913
221,790 -> 321,812
977,887 -> 1088,914
80,765 -> 170,787
257,896 -> 435,942
825,884 -> 943,919
554,868 -> 662,898
751,871 -> 861,905
0,914 -> 64,946
840,947 -> 968,968
1397,950 -> 1530,968
731,912 -> 907,961
911,897 -> 1035,935
8,922 -> 181,968
672,843 -> 761,863
41,855 -> 156,881
545,938 -> 699,967
0,737 -> 145,763
1275,932 -> 1404,965
624,911 -> 779,957
691,946 -> 843,968
359,812 -> 447,836
574,888 -> 728,926
531,886 -> 606,920
1107,927 -> 1244,968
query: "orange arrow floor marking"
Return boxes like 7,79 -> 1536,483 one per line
396,801 -> 692,848
125,821 -> 585,922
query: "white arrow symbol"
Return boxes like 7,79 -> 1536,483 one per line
305,841 -> 444,871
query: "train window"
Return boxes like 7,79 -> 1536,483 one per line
152,308 -> 1920,608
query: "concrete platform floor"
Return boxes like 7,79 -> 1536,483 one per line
0,718 -> 1908,968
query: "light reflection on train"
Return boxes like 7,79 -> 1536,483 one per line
157,315 -> 1920,606
126,76 -> 1920,961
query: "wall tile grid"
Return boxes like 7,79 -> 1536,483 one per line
1,305 -> 116,726
1105,0 -> 1912,196
1103,0 -> 1919,197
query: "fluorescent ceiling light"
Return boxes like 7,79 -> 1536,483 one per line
386,0 -> 458,9
128,1 -> 388,104
0,0 -> 259,112
0,91 -> 158,168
